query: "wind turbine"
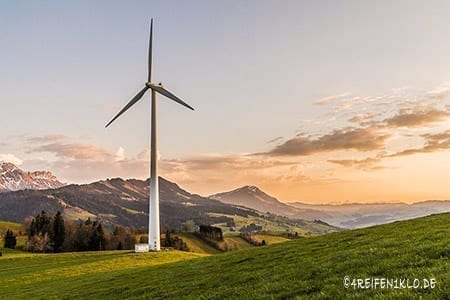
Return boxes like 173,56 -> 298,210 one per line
105,19 -> 194,251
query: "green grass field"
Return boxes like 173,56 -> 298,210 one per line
0,213 -> 448,299
253,234 -> 290,245
0,220 -> 21,233
0,250 -> 205,299
174,232 -> 255,253
0,220 -> 27,250
172,233 -> 221,254
217,236 -> 253,251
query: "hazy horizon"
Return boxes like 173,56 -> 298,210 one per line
2,1 -> 450,203
2,160 -> 449,205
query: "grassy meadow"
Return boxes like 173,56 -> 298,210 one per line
208,212 -> 335,236
0,221 -> 21,233
0,213 -> 448,299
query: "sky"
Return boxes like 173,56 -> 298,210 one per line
1,0 -> 450,203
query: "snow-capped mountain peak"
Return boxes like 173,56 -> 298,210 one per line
0,161 -> 65,192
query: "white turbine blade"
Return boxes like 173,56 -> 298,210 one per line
149,84 -> 194,111
105,86 -> 149,128
148,19 -> 153,83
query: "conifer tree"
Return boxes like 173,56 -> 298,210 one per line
3,229 -> 17,249
52,211 -> 66,253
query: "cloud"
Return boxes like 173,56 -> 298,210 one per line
264,90 -> 450,174
26,157 -> 150,184
163,154 -> 299,172
427,81 -> 450,99
266,136 -> 284,144
334,97 -> 364,112
27,134 -> 69,144
267,127 -> 389,156
115,147 -> 125,161
328,154 -> 385,171
319,94 -> 390,114
313,93 -> 351,105
348,113 -> 377,123
22,136 -> 152,182
28,142 -> 115,161
383,108 -> 450,128
159,153 -> 314,195
23,135 -> 312,193
388,130 -> 450,157
0,153 -> 23,165
272,165 -> 312,183
329,129 -> 450,170
327,127 -> 450,170
324,107 -> 450,169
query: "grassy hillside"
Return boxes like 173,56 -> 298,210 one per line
209,212 -> 338,235
0,220 -> 21,233
253,234 -> 290,245
0,250 -> 205,298
1,213 -> 448,299
216,236 -> 253,251
0,220 -> 26,249
172,233 -> 221,254
174,233 -> 256,253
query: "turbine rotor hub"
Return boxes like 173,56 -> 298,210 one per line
146,82 -> 164,88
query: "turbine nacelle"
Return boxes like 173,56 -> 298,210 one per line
145,82 -> 164,88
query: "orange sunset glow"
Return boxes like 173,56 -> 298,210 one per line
2,2 -> 450,204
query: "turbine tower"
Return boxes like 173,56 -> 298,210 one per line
105,19 -> 194,251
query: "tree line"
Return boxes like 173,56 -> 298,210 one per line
193,225 -> 224,251
239,223 -> 263,233
24,210 -> 135,253
161,230 -> 189,251
198,225 -> 223,241
2,211 -> 201,254
239,232 -> 266,246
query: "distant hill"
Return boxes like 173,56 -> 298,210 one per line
210,185 -> 331,220
210,185 -> 294,214
0,177 -> 337,234
1,213 -> 448,298
211,185 -> 450,228
289,200 -> 450,228
0,162 -> 65,192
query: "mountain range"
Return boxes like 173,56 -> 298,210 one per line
0,176 -> 247,230
0,162 -> 336,234
0,162 -> 65,192
211,186 -> 450,228
1,162 -> 448,230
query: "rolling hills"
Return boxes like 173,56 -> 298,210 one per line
1,212 -> 448,299
0,177 -> 265,229
0,177 -> 337,235
212,185 -> 450,228
290,200 -> 450,228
